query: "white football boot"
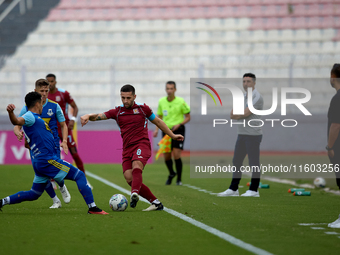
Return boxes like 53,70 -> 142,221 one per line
328,214 -> 340,228
241,190 -> 260,197
217,189 -> 239,197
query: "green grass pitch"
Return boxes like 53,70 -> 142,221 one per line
1,156 -> 340,255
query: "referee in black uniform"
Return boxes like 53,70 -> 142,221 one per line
327,63 -> 340,189
327,64 -> 340,228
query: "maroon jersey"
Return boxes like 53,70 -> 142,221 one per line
104,102 -> 155,150
48,88 -> 74,123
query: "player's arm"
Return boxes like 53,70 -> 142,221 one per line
7,104 -> 25,126
80,113 -> 108,127
153,114 -> 163,137
328,123 -> 340,158
230,107 -> 252,120
68,101 -> 78,130
172,113 -> 191,131
151,116 -> 184,141
13,125 -> 24,141
59,121 -> 69,155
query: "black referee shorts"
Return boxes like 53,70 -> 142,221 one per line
162,125 -> 185,150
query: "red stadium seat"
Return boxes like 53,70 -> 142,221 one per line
73,0 -> 89,9
162,7 -> 176,19
264,17 -> 279,30
57,0 -> 77,9
134,8 -> 148,19
306,4 -> 320,16
292,4 -> 306,16
76,9 -> 91,21
279,17 -> 293,29
263,5 -> 280,17
320,16 -> 334,29
171,0 -> 188,7
176,7 -> 191,19
276,4 -> 289,17
107,8 -> 121,20
119,8 -> 135,20
46,9 -> 62,21
248,5 -> 262,18
293,16 -> 307,29
306,16 -> 321,29
206,6 -> 219,19
91,9 -> 104,20
319,3 -> 333,16
89,0 -> 111,9
234,6 -> 248,18
249,18 -> 265,30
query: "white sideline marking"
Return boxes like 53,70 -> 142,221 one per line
311,227 -> 325,230
298,223 -> 328,226
86,171 -> 273,255
325,232 -> 339,235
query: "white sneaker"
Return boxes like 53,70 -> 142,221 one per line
49,201 -> 62,209
87,180 -> 93,190
241,190 -> 260,197
51,180 -> 57,190
328,214 -> 340,228
59,185 -> 71,203
217,189 -> 239,197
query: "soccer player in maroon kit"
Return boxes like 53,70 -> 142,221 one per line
80,84 -> 184,211
46,74 -> 92,189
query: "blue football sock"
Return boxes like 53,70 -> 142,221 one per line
65,167 -> 94,205
45,181 -> 57,198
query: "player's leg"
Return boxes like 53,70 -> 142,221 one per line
67,130 -> 93,189
161,131 -> 176,185
229,135 -> 247,190
245,135 -> 262,192
45,180 -> 62,208
172,125 -> 185,185
330,149 -> 340,189
0,180 -> 47,209
173,148 -> 183,185
50,158 -> 107,214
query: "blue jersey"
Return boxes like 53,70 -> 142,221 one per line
22,111 -> 58,162
20,99 -> 65,156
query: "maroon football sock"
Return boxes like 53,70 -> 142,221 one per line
131,168 -> 143,194
72,152 -> 85,173
139,184 -> 157,203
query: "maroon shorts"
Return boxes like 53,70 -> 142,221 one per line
122,142 -> 151,172
58,128 -> 77,149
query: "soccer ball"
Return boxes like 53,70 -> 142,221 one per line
109,194 -> 128,211
313,177 -> 326,188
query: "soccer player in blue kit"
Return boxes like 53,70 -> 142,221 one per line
0,92 -> 107,215
14,79 -> 70,208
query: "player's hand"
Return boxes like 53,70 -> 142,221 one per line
14,130 -> 24,142
153,130 -> 158,137
80,115 -> 89,127
172,124 -> 181,131
68,120 -> 75,130
172,134 -> 184,141
61,140 -> 68,155
6,104 -> 15,113
328,149 -> 334,159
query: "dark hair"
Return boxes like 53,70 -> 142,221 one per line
46,73 -> 56,79
35,78 -> 49,88
25,91 -> 42,109
243,73 -> 256,81
121,84 -> 135,95
331,64 -> 340,78
166,81 -> 176,89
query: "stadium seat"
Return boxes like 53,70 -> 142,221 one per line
306,4 -> 320,16
293,17 -> 307,30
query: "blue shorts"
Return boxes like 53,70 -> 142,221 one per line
32,158 -> 78,184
